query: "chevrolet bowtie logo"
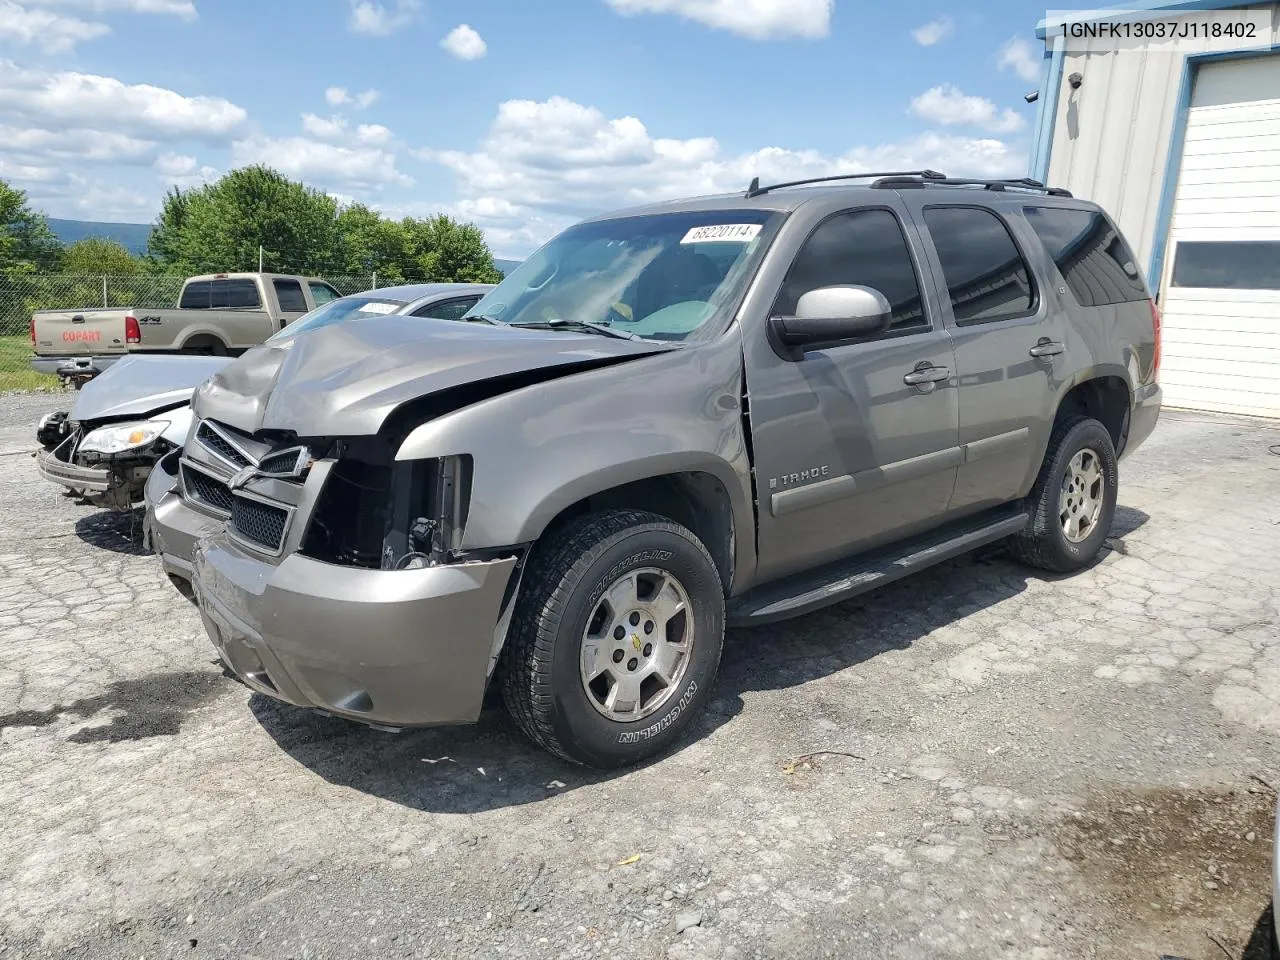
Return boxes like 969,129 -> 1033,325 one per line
228,466 -> 257,491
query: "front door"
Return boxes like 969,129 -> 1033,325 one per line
745,202 -> 961,584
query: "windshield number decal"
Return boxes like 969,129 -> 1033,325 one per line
680,224 -> 762,244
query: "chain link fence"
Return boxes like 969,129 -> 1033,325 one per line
0,274 -> 380,389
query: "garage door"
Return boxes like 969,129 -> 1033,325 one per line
1161,54 -> 1280,418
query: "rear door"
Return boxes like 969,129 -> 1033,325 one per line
271,278 -> 311,328
904,198 -> 1062,512
205,277 -> 271,348
745,199 -> 961,582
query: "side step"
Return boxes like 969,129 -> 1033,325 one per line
727,508 -> 1029,626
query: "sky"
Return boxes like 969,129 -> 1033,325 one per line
0,0 -> 1051,258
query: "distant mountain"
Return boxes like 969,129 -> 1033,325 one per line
495,258 -> 521,276
47,218 -> 152,255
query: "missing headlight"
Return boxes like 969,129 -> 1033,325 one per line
302,451 -> 471,571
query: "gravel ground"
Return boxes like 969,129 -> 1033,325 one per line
2,390 -> 1279,960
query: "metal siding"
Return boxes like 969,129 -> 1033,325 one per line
1044,5 -> 1280,277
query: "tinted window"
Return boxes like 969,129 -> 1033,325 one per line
273,278 -> 308,312
179,280 -> 211,309
1172,241 -> 1280,290
774,209 -> 926,333
309,282 -> 339,305
924,207 -> 1034,324
224,279 -> 261,308
413,296 -> 480,321
1023,206 -> 1147,305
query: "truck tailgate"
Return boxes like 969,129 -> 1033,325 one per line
32,309 -> 130,357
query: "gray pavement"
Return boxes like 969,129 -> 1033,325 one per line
1,388 -> 1279,960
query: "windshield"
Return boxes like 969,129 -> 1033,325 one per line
267,295 -> 407,341
465,210 -> 781,341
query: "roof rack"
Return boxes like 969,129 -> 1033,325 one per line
745,170 -> 946,198
871,175 -> 1073,197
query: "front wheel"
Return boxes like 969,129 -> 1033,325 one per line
499,509 -> 725,768
1008,416 -> 1119,573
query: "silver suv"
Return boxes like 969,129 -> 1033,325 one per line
150,171 -> 1162,768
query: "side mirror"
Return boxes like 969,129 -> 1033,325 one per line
768,285 -> 892,360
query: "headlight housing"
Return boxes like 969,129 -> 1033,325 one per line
78,420 -> 170,457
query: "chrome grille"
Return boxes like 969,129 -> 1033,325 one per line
180,462 -> 233,514
195,420 -> 251,469
230,496 -> 289,554
257,447 -> 307,477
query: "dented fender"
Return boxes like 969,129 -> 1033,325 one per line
396,330 -> 758,594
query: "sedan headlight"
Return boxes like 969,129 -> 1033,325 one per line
78,420 -> 170,457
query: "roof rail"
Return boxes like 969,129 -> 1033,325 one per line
745,170 -> 946,198
872,175 -> 1073,198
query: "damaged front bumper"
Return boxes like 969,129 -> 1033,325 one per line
191,532 -> 518,727
144,452 -> 223,580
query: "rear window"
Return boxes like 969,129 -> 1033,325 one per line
179,280 -> 212,309
1023,206 -> 1148,306
223,279 -> 261,308
922,206 -> 1035,325
1171,240 -> 1280,290
273,278 -> 308,312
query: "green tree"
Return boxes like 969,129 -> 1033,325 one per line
404,215 -> 503,283
146,186 -> 194,269
335,203 -> 409,282
0,179 -> 62,276
62,237 -> 141,275
149,166 -> 340,274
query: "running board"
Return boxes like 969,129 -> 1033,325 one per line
728,508 -> 1029,626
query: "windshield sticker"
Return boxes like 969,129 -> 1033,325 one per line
360,301 -> 398,315
680,224 -> 762,244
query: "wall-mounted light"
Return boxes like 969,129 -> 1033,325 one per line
1068,72 -> 1083,89
1025,90 -> 1040,104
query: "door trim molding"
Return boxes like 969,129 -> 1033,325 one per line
770,446 -> 962,517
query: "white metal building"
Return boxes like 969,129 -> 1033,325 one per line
1033,0 -> 1280,418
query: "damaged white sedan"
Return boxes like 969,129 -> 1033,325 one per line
35,354 -> 230,510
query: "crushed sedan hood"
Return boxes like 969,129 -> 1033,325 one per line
193,316 -> 675,437
71,355 -> 231,422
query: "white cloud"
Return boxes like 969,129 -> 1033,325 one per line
348,0 -> 417,36
302,112 -> 348,139
324,85 -> 379,109
911,15 -> 952,46
231,135 -> 412,190
153,151 -> 195,176
421,95 -> 1025,256
441,23 -> 486,60
0,1 -> 111,53
998,36 -> 1041,84
154,151 -> 217,187
0,123 -> 154,161
910,84 -> 1025,134
356,123 -> 392,145
25,0 -> 197,19
603,0 -> 832,40
0,61 -> 247,141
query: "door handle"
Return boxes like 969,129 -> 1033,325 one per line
1029,339 -> 1064,358
903,365 -> 951,386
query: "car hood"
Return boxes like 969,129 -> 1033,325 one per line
192,316 -> 675,437
71,355 -> 231,422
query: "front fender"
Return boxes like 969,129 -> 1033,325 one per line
396,332 -> 757,592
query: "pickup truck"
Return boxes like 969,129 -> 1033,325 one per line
30,272 -> 340,384
150,170 -> 1162,768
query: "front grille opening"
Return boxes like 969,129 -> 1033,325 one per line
231,496 -> 289,553
196,421 -> 251,468
302,458 -> 393,568
258,448 -> 304,475
182,463 -> 234,513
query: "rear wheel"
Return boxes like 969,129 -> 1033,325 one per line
1008,416 -> 1118,573
182,337 -> 228,357
499,509 -> 725,768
